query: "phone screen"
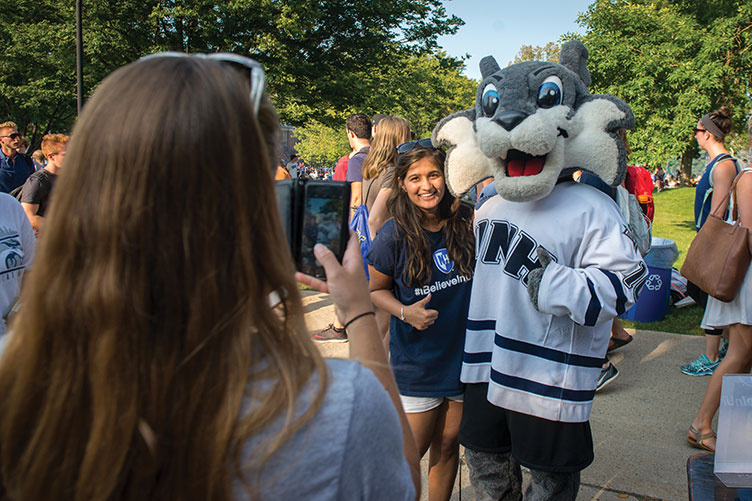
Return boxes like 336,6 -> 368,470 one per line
300,182 -> 350,279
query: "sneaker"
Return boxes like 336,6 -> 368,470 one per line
719,338 -> 729,360
313,324 -> 347,343
596,363 -> 619,391
674,296 -> 696,308
680,354 -> 720,376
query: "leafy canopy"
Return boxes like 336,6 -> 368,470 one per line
575,0 -> 752,174
0,0 -> 465,144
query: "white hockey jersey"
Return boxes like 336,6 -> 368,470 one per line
462,181 -> 647,423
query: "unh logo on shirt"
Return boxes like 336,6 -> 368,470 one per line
433,248 -> 454,274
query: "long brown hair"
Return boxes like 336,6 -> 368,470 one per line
389,147 -> 474,287
362,116 -> 411,180
0,56 -> 327,500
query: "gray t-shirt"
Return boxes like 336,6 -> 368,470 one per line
0,334 -> 414,499
234,358 -> 415,500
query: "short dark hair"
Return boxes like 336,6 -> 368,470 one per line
371,113 -> 387,128
346,113 -> 371,139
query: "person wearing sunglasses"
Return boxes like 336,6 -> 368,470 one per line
367,141 -> 474,501
680,106 -> 742,379
0,121 -> 35,193
0,54 -> 419,500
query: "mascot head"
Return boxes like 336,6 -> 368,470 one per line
432,40 -> 634,202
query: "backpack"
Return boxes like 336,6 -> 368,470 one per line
624,165 -> 655,222
616,185 -> 652,257
349,180 -> 376,278
695,154 -> 742,230
10,169 -> 52,204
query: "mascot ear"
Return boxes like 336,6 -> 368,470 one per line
567,95 -> 635,186
559,40 -> 591,88
480,56 -> 500,79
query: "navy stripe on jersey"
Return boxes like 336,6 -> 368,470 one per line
490,368 -> 595,402
463,351 -> 492,364
467,319 -> 496,331
600,269 -> 627,315
584,278 -> 601,326
494,333 -> 603,368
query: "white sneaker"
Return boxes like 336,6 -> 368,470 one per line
674,296 -> 696,308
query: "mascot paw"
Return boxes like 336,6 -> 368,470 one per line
527,247 -> 554,310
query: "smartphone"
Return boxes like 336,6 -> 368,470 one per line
274,179 -> 350,280
299,181 -> 350,279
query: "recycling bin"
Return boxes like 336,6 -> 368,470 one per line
620,237 -> 678,322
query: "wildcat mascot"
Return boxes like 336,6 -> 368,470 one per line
432,40 -> 647,499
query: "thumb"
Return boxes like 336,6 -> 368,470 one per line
417,293 -> 432,307
314,243 -> 340,273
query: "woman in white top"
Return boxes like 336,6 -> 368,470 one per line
687,117 -> 752,452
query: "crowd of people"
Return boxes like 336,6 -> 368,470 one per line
0,52 -> 750,501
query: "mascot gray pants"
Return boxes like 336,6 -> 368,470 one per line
465,449 -> 580,501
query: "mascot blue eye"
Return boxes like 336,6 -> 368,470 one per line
481,84 -> 500,117
537,76 -> 563,108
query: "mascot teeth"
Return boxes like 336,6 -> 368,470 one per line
506,150 -> 545,177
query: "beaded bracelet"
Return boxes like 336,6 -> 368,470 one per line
343,311 -> 375,330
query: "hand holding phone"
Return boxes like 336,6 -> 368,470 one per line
295,232 -> 371,325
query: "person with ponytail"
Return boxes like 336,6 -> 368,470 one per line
0,54 -> 419,500
681,106 -> 742,377
687,112 -> 752,452
367,141 -> 474,501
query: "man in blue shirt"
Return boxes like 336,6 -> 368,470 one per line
0,121 -> 34,193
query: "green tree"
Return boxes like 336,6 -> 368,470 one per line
363,51 -> 477,138
511,42 -> 561,65
294,121 -> 350,167
292,50 -> 477,165
0,0 -> 464,143
575,0 -> 752,180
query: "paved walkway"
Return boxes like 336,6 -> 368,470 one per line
302,290 -> 712,500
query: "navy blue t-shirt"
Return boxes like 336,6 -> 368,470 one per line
367,219 -> 472,397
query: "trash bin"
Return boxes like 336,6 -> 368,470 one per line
620,237 -> 678,322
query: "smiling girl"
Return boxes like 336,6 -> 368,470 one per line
367,141 -> 474,501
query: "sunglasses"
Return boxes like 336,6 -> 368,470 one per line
693,128 -> 707,134
138,52 -> 266,116
396,138 -> 434,154
1,133 -> 20,140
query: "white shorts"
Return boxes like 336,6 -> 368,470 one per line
400,394 -> 464,414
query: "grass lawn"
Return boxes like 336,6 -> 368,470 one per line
620,186 -> 705,336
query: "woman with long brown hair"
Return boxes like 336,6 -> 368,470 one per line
361,116 -> 411,236
367,142 -> 474,501
0,54 -> 419,500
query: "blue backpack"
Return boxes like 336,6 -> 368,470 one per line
349,181 -> 375,278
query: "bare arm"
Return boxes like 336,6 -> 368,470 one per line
736,172 -> 752,230
349,181 -> 362,220
710,159 -> 737,213
20,202 -> 42,234
369,266 -> 437,331
368,187 -> 391,236
296,235 -> 420,498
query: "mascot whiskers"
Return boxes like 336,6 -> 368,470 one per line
433,40 -> 648,499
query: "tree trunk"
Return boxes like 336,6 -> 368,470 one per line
680,143 -> 698,186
